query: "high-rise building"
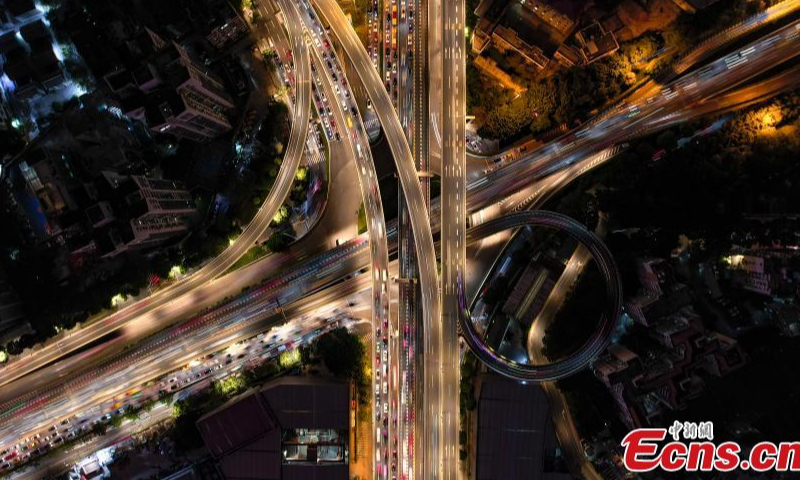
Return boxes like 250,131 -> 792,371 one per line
92,171 -> 198,256
122,38 -> 235,142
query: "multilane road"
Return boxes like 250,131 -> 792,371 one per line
3,9 -> 800,478
311,3 -> 446,480
437,0 -> 466,479
2,0 -> 790,395
0,63 -> 796,472
289,2 -> 396,477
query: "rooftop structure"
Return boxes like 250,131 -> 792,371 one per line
200,0 -> 249,50
2,0 -> 39,25
574,22 -> 619,64
725,251 -> 800,299
594,257 -> 748,429
0,17 -> 65,100
472,0 -> 588,70
197,376 -> 350,480
476,376 -> 571,480
670,0 -> 724,13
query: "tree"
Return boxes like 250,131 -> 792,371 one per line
214,375 -> 247,397
295,166 -> 308,182
315,327 -> 365,378
91,423 -> 108,436
109,415 -> 123,428
265,228 -> 293,252
300,345 -> 315,365
123,406 -> 140,421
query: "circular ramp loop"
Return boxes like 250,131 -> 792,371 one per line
458,211 -> 623,382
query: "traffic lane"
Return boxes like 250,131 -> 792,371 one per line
311,7 -> 442,475
3,13 -> 796,448
0,259 -> 377,454
471,17 -> 800,207
437,0 -> 467,478
302,11 -> 395,477
0,239 -> 373,426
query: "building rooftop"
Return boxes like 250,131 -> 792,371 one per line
5,0 -> 37,17
200,389 -> 278,458
0,31 -> 20,54
20,19 -> 50,43
476,376 -> 570,480
197,377 -> 349,480
259,376 -> 350,431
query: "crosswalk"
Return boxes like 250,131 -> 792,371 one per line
364,114 -> 381,139
305,124 -> 325,166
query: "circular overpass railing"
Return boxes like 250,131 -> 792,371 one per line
458,211 -> 623,382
